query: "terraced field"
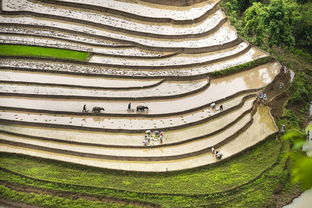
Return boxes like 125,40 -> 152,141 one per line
0,0 -> 288,207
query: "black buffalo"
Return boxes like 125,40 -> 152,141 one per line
136,105 -> 149,112
92,107 -> 104,113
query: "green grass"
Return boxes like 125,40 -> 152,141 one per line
209,56 -> 276,78
0,44 -> 90,61
0,138 -> 288,208
0,185 -> 141,208
0,137 -> 281,196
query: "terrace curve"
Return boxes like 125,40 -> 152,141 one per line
0,0 -> 281,173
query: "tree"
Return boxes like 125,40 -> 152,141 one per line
243,0 -> 301,47
243,2 -> 267,45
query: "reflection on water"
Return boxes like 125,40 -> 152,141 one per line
0,70 -> 160,88
283,188 -> 312,208
0,62 -> 280,115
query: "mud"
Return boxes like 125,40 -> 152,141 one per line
0,70 -> 163,89
0,79 -> 208,98
0,96 -> 255,146
0,180 -> 158,208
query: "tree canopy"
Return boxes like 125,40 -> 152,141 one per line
243,0 -> 301,47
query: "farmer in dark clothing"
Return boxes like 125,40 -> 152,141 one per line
219,104 -> 224,111
82,104 -> 87,112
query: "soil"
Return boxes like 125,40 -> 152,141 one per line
264,68 -> 291,119
0,180 -> 159,208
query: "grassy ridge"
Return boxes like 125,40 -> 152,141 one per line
0,138 -> 287,208
210,56 -> 276,78
0,44 -> 90,61
0,138 -> 280,196
0,185 -> 140,208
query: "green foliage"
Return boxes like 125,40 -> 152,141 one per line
288,72 -> 312,106
0,44 -> 90,61
290,154 -> 312,189
0,138 -> 281,196
210,56 -> 275,77
282,130 -> 312,190
243,2 -> 267,45
243,0 -> 301,48
294,1 -> 312,48
0,185 -> 140,208
282,130 -> 306,150
0,138 -> 289,208
224,0 -> 260,16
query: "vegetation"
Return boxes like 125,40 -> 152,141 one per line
0,137 -> 280,195
0,185 -> 140,208
0,137 -> 288,208
221,0 -> 312,204
282,130 -> 312,190
0,0 -> 310,207
0,44 -> 90,61
210,56 -> 275,77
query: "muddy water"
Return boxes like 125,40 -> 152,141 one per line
0,62 -> 280,114
0,79 -> 207,98
0,70 -> 162,88
0,47 -> 268,77
89,42 -> 249,66
0,106 -> 276,172
0,25 -> 171,56
283,188 -> 312,208
0,90 -> 246,132
0,25 -> 128,47
0,15 -> 236,49
0,97 -> 255,145
221,106 -> 277,157
3,0 -> 223,36
90,46 -> 173,57
0,111 -> 251,157
58,0 -> 219,20
0,108 -> 252,158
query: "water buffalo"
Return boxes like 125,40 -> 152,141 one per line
136,105 -> 149,112
92,107 -> 104,113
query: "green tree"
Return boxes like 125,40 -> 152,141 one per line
294,1 -> 312,49
243,0 -> 301,47
243,2 -> 266,45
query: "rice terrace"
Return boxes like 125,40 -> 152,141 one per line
0,0 -> 311,207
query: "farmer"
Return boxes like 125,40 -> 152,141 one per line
219,104 -> 224,111
159,132 -> 164,144
280,124 -> 286,135
82,104 -> 87,112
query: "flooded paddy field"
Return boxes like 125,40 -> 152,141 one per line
0,0 -> 283,177
0,78 -> 208,98
0,62 -> 279,114
0,106 -> 277,172
0,111 -> 252,158
0,15 -> 236,50
55,0 -> 220,20
89,42 -> 249,66
3,0 -> 225,36
0,28 -> 176,57
0,51 -> 272,78
221,106 -> 277,157
0,97 -> 255,145
0,70 -> 163,89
